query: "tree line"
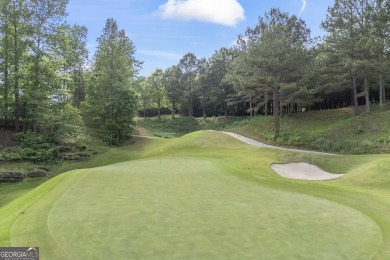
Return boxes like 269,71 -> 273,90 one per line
1,0 -> 390,150
138,0 -> 390,139
0,0 -> 139,152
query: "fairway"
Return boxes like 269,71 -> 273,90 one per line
11,158 -> 381,259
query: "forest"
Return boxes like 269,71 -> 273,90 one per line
0,0 -> 390,158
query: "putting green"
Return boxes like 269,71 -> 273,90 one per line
11,158 -> 381,259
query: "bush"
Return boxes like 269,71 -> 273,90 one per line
0,172 -> 25,183
378,136 -> 390,145
1,150 -> 22,161
142,117 -> 201,138
26,169 -> 49,178
360,140 -> 376,150
0,146 -> 59,162
16,131 -> 49,148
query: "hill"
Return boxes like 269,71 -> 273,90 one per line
1,130 -> 389,258
139,106 -> 390,154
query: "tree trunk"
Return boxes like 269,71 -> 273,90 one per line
202,96 -> 206,118
3,52 -> 9,121
249,95 -> 253,117
2,26 -> 10,121
14,58 -> 20,131
279,99 -> 283,117
273,89 -> 280,140
188,97 -> 193,117
264,91 -> 268,116
13,18 -> 20,131
14,91 -> 20,131
364,75 -> 370,113
158,101 -> 161,120
352,75 -> 359,116
171,101 -> 175,119
379,54 -> 384,108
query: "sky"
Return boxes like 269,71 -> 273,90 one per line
66,0 -> 335,76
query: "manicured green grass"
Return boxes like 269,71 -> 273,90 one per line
1,131 -> 390,258
10,158 -> 382,259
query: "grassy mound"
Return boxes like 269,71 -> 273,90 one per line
1,131 -> 390,258
139,106 -> 390,154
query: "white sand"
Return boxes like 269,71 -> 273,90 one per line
222,132 -> 342,180
271,163 -> 344,181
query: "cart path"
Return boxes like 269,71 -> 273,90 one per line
222,131 -> 337,156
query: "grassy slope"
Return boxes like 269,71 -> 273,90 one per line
1,131 -> 389,258
0,142 -> 107,207
230,107 -> 390,154
139,106 -> 390,154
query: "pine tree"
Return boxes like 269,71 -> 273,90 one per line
236,8 -> 311,139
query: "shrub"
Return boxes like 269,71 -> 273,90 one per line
16,131 -> 49,148
354,126 -> 365,134
360,140 -> 376,150
142,117 -> 201,138
0,146 -> 59,162
26,169 -> 49,178
378,136 -> 390,145
0,172 -> 25,183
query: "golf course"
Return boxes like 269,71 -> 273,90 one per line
2,0 -> 390,258
1,130 -> 390,259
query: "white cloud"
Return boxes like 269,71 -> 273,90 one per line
298,0 -> 307,17
158,0 -> 245,26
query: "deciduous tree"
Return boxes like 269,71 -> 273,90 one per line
86,18 -> 139,144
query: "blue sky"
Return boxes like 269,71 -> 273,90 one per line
66,0 -> 335,76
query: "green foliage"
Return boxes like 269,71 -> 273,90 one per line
0,131 -> 59,162
0,0 -> 89,157
141,117 -> 201,138
354,126 -> 365,134
148,69 -> 167,119
178,53 -> 204,116
85,18 -> 139,144
139,116 -> 253,138
37,103 -> 86,144
164,65 -> 183,116
197,116 -> 219,129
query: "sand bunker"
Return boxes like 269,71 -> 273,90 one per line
271,163 -> 344,180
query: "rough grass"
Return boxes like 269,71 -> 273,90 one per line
0,179 -> 45,207
138,106 -> 390,154
139,117 -> 202,138
1,131 -> 390,258
229,106 -> 390,154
